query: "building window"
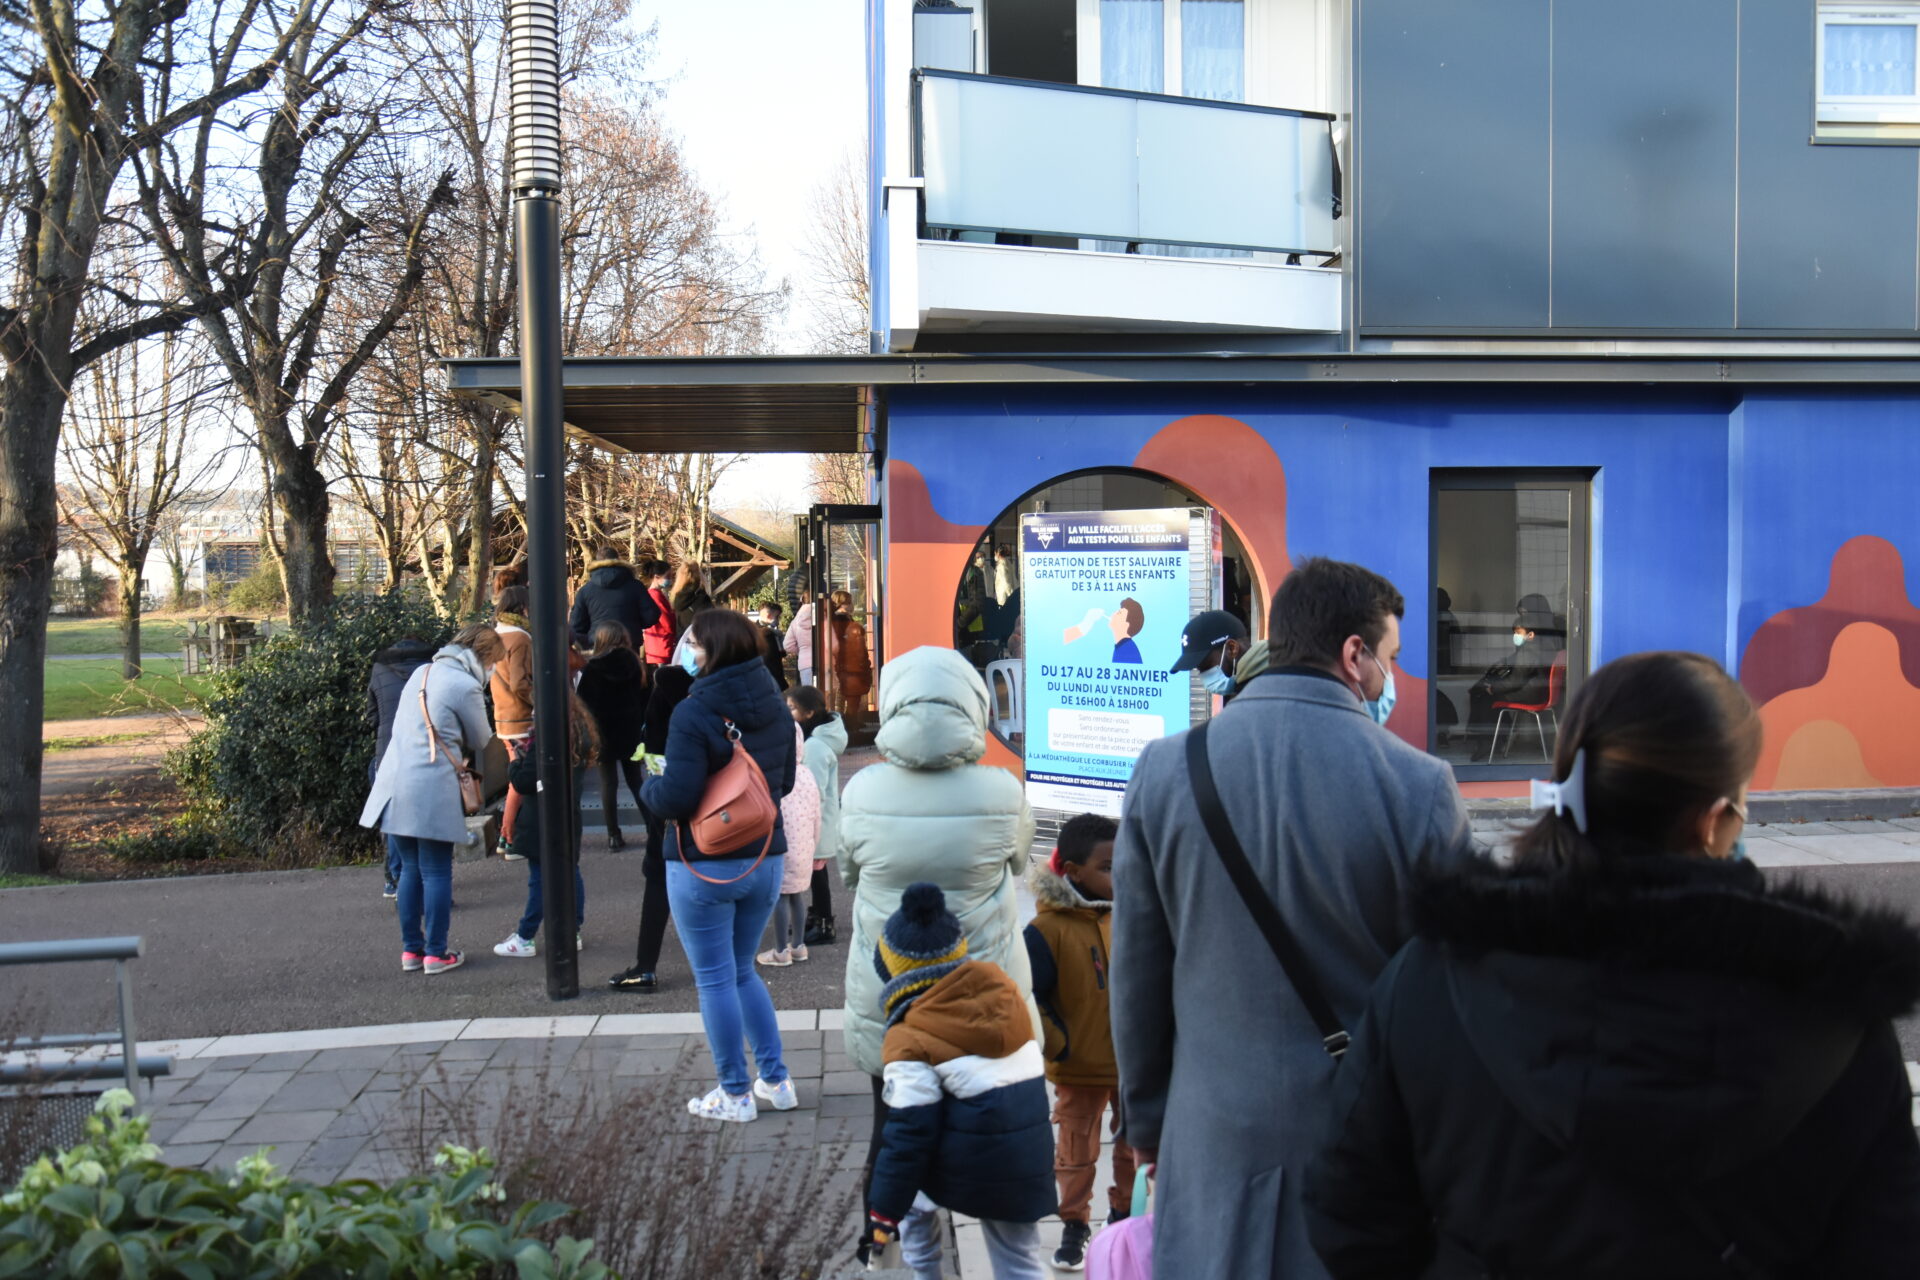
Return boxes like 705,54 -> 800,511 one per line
1818,3 -> 1920,124
1429,472 -> 1590,778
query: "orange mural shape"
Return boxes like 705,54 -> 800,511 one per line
1740,535 -> 1920,707
1753,622 -> 1920,789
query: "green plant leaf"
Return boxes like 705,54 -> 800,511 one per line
514,1201 -> 573,1232
38,1185 -> 97,1221
0,1239 -> 53,1280
510,1241 -> 558,1280
66,1228 -> 116,1274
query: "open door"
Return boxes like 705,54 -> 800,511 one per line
802,504 -> 883,747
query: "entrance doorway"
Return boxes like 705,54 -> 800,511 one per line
801,504 -> 882,746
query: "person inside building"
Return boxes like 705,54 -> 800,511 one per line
1467,595 -> 1559,762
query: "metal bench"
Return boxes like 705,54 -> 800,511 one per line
0,936 -> 171,1093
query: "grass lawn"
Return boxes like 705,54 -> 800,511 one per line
0,872 -> 65,888
44,614 -> 194,655
43,658 -> 215,721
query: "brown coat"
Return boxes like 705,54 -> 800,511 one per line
1022,862 -> 1116,1087
831,612 -> 872,698
882,960 -> 1035,1070
490,625 -> 534,737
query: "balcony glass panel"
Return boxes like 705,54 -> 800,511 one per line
917,70 -> 1336,256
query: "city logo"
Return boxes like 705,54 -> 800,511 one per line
1032,523 -> 1059,549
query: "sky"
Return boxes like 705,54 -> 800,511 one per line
626,0 -> 867,515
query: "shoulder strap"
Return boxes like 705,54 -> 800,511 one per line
1184,718 -> 1350,1059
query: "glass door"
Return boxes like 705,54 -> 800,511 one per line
804,504 -> 883,747
1429,472 -> 1590,779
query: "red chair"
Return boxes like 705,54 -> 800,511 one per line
1491,651 -> 1567,762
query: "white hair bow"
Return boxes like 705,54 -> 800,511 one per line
1528,748 -> 1589,833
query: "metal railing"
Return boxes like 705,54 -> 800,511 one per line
913,68 -> 1339,256
0,936 -> 170,1093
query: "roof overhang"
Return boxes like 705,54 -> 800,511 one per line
445,347 -> 1920,453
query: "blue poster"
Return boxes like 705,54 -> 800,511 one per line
1020,509 -> 1194,816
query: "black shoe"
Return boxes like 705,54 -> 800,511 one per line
1053,1220 -> 1091,1271
607,830 -> 627,851
1107,1205 -> 1130,1225
608,966 -> 658,991
803,916 -> 837,947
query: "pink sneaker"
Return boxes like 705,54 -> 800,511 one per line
401,951 -> 424,972
424,951 -> 465,975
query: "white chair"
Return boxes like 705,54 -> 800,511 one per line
985,659 -> 1023,738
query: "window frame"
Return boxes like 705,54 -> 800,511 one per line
1428,469 -> 1593,783
1817,4 -> 1920,125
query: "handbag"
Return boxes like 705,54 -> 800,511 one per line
1087,1168 -> 1154,1280
679,717 -> 778,885
1185,718 -> 1350,1058
421,669 -> 485,817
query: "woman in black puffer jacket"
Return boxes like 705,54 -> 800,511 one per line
606,656 -> 691,994
1304,652 -> 1920,1279
641,609 -> 797,1123
576,622 -> 649,850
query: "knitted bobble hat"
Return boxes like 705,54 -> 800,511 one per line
874,882 -> 969,1024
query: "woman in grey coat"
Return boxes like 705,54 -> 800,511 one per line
361,625 -> 504,976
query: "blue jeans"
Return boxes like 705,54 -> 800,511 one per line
384,834 -> 404,886
517,855 -> 585,942
666,856 -> 787,1096
392,835 -> 455,958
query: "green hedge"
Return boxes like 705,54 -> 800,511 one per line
169,594 -> 456,860
0,1091 -> 607,1279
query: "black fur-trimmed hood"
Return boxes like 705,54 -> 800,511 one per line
1410,852 -> 1920,1182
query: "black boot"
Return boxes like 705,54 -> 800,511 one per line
804,913 -> 837,947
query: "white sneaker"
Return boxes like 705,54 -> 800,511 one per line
757,947 -> 792,967
752,1076 -> 798,1111
789,944 -> 809,963
493,933 -> 536,958
687,1087 -> 757,1123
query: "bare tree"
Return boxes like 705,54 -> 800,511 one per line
134,0 -> 454,623
799,148 -> 871,357
57,324 -> 226,677
0,0 -> 306,875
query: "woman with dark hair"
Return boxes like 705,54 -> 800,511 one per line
640,608 -> 797,1121
576,620 -> 649,850
1304,651 -> 1920,1277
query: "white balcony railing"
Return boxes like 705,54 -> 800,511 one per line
913,69 -> 1339,256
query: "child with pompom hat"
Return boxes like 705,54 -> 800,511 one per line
866,883 -> 1056,1278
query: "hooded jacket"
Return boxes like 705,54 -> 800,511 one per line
367,638 -> 435,771
1304,852 -> 1920,1280
871,960 -> 1057,1226
838,646 -> 1040,1076
1023,860 -> 1116,1087
569,560 -> 661,650
643,583 -> 677,665
640,654 -> 796,865
799,712 -> 848,864
779,723 -> 822,893
360,645 -> 495,847
577,645 -> 648,759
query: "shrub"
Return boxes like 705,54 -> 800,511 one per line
94,820 -> 232,865
0,1091 -> 608,1279
223,562 -> 286,613
169,593 -> 456,860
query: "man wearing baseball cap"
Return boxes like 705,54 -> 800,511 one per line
1170,608 -> 1250,698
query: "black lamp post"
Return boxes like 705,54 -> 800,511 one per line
509,0 -> 577,1000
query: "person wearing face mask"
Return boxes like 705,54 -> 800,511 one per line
1170,608 -> 1250,698
1305,652 -> 1920,1277
1111,558 -> 1475,1280
1466,597 -> 1558,763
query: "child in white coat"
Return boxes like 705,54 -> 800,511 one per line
760,721 -> 822,966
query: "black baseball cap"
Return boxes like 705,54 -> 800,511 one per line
1170,610 -> 1249,674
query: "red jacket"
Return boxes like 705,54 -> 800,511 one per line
643,585 -> 677,664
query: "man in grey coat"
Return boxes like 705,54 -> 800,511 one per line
1113,558 -> 1474,1280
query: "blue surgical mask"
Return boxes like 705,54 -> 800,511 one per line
679,646 -> 703,678
1363,649 -> 1396,726
1512,632 -> 1528,648
1730,838 -> 1748,862
1201,665 -> 1235,696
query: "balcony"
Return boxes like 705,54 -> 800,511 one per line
877,69 -> 1342,349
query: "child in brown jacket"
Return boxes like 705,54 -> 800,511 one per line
1023,812 -> 1135,1272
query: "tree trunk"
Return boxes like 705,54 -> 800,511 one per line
461,423 -> 494,615
0,368 -> 68,875
118,563 -> 143,680
269,443 -> 336,625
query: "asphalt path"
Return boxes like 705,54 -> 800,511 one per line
5,840 -> 1918,1060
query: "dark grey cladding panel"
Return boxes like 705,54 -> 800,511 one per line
1358,0 -> 1550,329
1738,0 -> 1918,330
1550,0 -> 1738,328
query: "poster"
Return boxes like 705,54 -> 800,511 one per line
1020,508 -> 1195,816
